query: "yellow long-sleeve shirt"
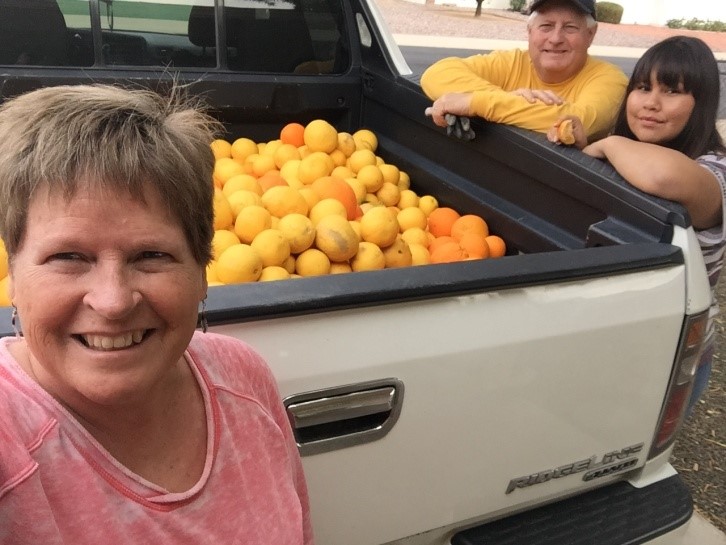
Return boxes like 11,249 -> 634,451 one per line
420,49 -> 628,141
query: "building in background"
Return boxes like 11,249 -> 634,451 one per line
405,0 -> 726,26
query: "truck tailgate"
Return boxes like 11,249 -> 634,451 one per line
211,260 -> 686,545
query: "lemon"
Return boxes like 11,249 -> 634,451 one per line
379,163 -> 400,186
330,262 -> 353,274
212,229 -> 241,261
418,195 -> 439,216
259,266 -> 291,282
350,241 -> 385,272
356,164 -> 385,192
277,213 -> 315,254
223,174 -> 262,197
382,237 -> 413,268
251,229 -> 291,267
304,119 -> 338,154
227,190 -> 262,216
298,151 -> 335,185
348,149 -> 377,173
360,206 -> 399,248
211,139 -> 232,160
230,138 -> 258,162
216,244 -> 263,284
260,185 -> 309,218
409,243 -> 431,266
398,189 -> 420,209
309,198 -> 348,226
295,248 -> 331,277
376,182 -> 400,207
352,128 -> 378,152
397,207 -> 427,232
337,132 -> 357,157
315,215 -> 360,262
213,157 -> 245,188
213,188 -> 234,230
234,205 -> 272,244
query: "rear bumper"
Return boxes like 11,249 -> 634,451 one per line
452,474 -> 692,545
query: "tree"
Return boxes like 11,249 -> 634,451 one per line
475,0 -> 484,17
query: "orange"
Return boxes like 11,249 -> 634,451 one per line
428,235 -> 457,254
280,122 -> 306,147
304,119 -> 338,154
427,207 -> 461,238
458,232 -> 490,259
451,214 -> 489,242
311,176 -> 359,220
258,171 -> 288,193
485,235 -> 507,258
430,241 -> 466,264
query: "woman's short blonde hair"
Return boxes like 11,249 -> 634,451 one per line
0,83 -> 223,265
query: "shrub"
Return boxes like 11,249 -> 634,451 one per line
667,18 -> 726,32
595,2 -> 624,24
510,0 -> 526,12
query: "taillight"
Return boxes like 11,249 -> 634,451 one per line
648,310 -> 708,459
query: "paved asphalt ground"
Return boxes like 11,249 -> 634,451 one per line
377,2 -> 726,542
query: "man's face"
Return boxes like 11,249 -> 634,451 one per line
528,3 -> 596,84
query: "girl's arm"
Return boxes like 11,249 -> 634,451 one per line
583,135 -> 723,229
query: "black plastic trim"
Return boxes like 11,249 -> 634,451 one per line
452,474 -> 692,545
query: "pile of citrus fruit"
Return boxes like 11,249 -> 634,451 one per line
208,119 -> 506,284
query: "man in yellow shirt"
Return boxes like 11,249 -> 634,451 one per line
421,0 -> 627,141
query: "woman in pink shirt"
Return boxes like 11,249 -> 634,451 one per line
0,84 -> 313,544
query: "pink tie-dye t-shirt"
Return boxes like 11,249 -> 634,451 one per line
0,332 -> 313,545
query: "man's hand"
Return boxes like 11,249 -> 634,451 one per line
511,89 -> 564,105
547,115 -> 587,149
424,92 -> 473,128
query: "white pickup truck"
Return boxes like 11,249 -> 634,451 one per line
0,1 -> 710,544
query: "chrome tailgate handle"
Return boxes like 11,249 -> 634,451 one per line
284,378 -> 404,456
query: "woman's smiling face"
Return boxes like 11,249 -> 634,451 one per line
9,182 -> 207,410
626,70 -> 696,145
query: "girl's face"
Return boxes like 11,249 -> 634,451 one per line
626,70 -> 695,145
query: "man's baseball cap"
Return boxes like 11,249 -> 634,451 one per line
528,0 -> 596,18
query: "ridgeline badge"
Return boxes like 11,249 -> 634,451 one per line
505,443 -> 644,494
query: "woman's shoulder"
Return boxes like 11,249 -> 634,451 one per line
186,331 -> 277,394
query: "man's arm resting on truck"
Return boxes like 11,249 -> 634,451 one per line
420,50 -> 627,139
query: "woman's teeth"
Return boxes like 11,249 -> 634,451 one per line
81,330 -> 146,350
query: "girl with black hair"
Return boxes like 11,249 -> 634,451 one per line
549,36 -> 726,414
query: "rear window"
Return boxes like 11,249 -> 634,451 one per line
0,0 -> 349,73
